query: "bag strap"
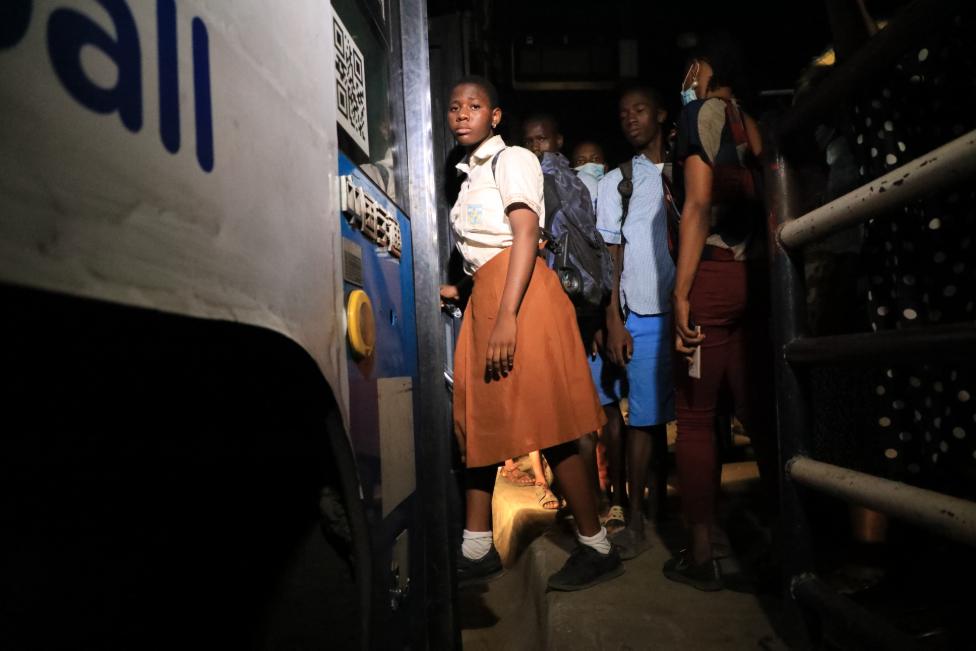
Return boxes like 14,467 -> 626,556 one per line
489,149 -> 504,178
619,157 -> 680,261
617,159 -> 634,228
661,172 -> 681,262
719,98 -> 761,200
723,99 -> 749,148
489,148 -> 556,253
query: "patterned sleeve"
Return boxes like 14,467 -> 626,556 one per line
494,146 -> 545,217
676,98 -> 726,167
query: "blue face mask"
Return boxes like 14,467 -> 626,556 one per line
681,62 -> 701,106
575,162 -> 606,180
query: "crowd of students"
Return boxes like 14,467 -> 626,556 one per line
440,33 -> 776,593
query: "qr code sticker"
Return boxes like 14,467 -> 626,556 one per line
333,14 -> 369,154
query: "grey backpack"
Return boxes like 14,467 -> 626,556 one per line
491,150 -> 612,312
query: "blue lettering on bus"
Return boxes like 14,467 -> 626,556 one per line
0,0 -> 32,50
157,0 -> 180,154
191,17 -> 214,172
47,0 -> 143,133
26,0 -> 214,172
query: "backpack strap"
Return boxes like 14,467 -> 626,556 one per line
541,173 -> 561,232
617,159 -> 634,228
661,172 -> 681,261
719,98 -> 761,200
723,99 -> 749,148
490,149 -> 504,178
490,148 -> 554,252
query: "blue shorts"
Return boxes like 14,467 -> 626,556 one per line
588,312 -> 675,427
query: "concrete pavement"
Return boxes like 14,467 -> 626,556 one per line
461,461 -> 787,650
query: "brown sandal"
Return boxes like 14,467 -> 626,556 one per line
535,484 -> 560,510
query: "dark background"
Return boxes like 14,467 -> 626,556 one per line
428,0 -> 905,164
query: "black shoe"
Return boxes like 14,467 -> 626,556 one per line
457,545 -> 504,588
547,544 -> 624,592
662,551 -> 723,591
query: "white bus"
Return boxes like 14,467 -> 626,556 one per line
0,1 -> 454,648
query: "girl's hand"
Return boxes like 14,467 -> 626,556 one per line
441,285 -> 461,316
486,313 -> 517,377
674,293 -> 704,358
440,284 -> 460,308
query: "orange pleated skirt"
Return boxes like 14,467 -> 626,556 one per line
453,248 -> 607,468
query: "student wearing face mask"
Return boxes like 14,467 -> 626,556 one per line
666,34 -> 777,591
572,140 -> 608,212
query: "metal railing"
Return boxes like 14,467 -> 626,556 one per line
763,0 -> 975,647
779,129 -> 976,250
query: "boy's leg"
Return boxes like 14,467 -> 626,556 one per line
603,403 -> 625,507
623,424 -> 658,536
587,348 -> 625,511
625,313 -> 674,532
575,312 -> 604,504
613,313 -> 672,554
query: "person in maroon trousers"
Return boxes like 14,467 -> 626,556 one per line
665,34 -> 777,591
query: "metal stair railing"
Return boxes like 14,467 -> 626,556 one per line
762,1 -> 975,647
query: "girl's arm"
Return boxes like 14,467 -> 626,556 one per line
673,155 -> 712,355
487,205 -> 538,377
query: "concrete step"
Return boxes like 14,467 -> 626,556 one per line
461,465 -> 787,650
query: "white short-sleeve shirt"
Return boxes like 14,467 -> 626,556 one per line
451,135 -> 545,275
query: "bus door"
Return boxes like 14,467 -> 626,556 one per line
329,0 -> 424,646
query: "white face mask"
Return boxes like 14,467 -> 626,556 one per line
575,162 -> 606,180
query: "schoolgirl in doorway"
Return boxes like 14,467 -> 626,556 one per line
440,76 -> 622,591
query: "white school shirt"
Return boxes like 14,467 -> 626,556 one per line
451,135 -> 546,275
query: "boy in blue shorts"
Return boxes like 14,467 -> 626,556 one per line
593,85 -> 674,559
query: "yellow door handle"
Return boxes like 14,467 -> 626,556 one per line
346,289 -> 376,358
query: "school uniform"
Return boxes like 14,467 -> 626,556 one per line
451,135 -> 606,469
591,155 -> 675,427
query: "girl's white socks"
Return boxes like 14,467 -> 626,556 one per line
461,529 -> 493,560
577,526 -> 612,555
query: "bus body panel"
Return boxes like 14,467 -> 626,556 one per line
0,1 -> 436,644
0,0 -> 351,426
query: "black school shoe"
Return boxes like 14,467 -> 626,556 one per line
662,551 -> 723,591
547,544 -> 624,592
457,545 -> 504,588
